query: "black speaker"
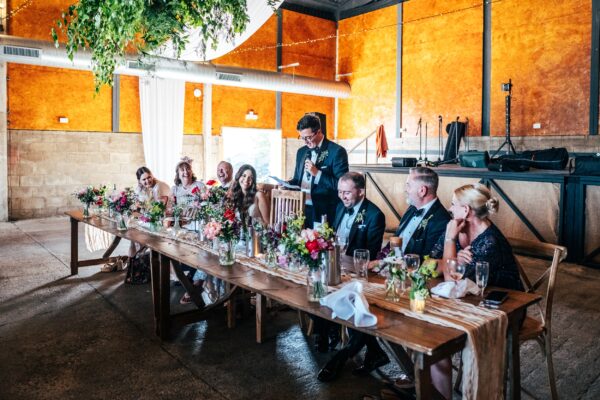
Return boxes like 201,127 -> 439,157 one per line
313,112 -> 326,138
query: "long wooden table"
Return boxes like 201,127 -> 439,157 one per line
67,210 -> 541,400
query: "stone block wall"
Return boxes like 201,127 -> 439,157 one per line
8,130 -> 202,219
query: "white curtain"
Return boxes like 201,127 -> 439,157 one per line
155,0 -> 283,61
139,77 -> 185,183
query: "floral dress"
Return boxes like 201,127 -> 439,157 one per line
430,224 -> 524,291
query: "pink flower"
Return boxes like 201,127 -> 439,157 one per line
203,221 -> 222,240
310,251 -> 319,260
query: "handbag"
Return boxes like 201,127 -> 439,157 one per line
459,151 -> 490,168
570,154 -> 600,176
125,249 -> 151,285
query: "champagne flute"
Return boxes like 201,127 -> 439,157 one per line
475,261 -> 489,298
353,249 -> 370,281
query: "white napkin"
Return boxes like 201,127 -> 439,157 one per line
431,279 -> 480,298
319,281 -> 378,327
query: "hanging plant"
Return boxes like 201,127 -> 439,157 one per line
51,0 -> 274,92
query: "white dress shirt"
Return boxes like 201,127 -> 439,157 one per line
337,199 -> 364,245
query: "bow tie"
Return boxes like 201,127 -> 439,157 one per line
312,147 -> 320,155
414,208 -> 425,217
345,207 -> 354,215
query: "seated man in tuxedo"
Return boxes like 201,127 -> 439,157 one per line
312,172 -> 385,354
289,113 -> 349,228
318,167 -> 450,383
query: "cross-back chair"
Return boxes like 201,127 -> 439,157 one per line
509,237 -> 567,400
269,189 -> 305,227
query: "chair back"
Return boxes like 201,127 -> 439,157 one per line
269,189 -> 305,227
508,237 -> 567,331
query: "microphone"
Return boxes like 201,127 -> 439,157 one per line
305,151 -> 312,180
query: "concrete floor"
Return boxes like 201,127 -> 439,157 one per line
1,217 -> 599,400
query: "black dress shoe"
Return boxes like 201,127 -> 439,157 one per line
352,351 -> 390,376
317,350 -> 348,382
328,330 -> 341,350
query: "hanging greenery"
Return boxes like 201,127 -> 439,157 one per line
52,0 -> 267,92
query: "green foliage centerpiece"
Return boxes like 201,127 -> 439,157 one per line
409,256 -> 439,313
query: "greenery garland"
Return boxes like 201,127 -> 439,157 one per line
52,0 -> 273,92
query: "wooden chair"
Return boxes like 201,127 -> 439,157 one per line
509,237 -> 567,400
269,189 -> 305,227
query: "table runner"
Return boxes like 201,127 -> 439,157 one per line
107,216 -> 507,399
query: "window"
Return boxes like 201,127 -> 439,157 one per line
221,127 -> 282,182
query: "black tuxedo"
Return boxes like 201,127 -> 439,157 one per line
289,138 -> 349,227
334,199 -> 385,260
394,198 -> 450,258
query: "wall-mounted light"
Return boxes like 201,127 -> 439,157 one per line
245,110 -> 258,120
336,72 -> 352,81
278,62 -> 300,70
193,88 -> 202,98
58,116 -> 69,124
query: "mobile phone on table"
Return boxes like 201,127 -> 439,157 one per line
484,290 -> 509,305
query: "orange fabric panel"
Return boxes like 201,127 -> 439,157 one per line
212,86 -> 276,135
338,6 -> 397,139
281,10 -> 336,80
491,0 -> 591,136
402,0 -> 482,137
7,64 -> 112,132
281,94 -> 334,138
119,76 -> 141,133
184,83 -> 203,134
214,15 -> 278,71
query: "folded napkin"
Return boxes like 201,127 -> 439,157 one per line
319,281 -> 378,327
431,279 -> 480,298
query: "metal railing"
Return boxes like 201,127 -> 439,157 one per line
347,128 -> 378,164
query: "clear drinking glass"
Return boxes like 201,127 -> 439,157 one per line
446,258 -> 466,281
403,254 -> 420,276
475,261 -> 490,297
353,249 -> 370,281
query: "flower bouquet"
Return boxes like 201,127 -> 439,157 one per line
382,259 -> 406,302
202,207 -> 241,266
139,201 -> 166,231
106,188 -> 134,230
74,185 -> 106,218
192,180 -> 228,239
257,224 -> 281,268
280,214 -> 335,301
409,256 -> 439,312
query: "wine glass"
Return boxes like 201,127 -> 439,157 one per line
446,258 -> 466,281
403,254 -> 420,281
353,249 -> 370,281
475,261 -> 490,297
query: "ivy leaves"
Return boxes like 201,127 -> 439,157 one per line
52,0 -> 261,92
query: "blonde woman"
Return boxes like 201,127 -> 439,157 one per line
431,183 -> 523,291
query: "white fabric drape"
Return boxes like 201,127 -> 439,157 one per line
139,77 -> 185,183
155,0 -> 283,61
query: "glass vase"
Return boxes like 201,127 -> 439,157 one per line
197,219 -> 206,242
116,213 -> 128,231
265,248 -> 278,269
83,203 -> 90,218
385,275 -> 402,302
307,266 -> 328,302
218,238 -> 235,266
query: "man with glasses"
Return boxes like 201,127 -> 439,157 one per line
289,114 -> 349,228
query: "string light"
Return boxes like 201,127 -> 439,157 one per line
230,0 -> 504,56
1,0 -> 34,22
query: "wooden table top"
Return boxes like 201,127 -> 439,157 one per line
68,210 -> 542,358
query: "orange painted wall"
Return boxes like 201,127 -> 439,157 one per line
211,15 -> 278,134
7,0 -> 68,41
491,0 -> 591,136
338,6 -> 397,140
184,83 -> 203,134
7,64 -> 113,131
402,0 -> 482,137
212,86 -> 276,134
119,76 -> 141,133
281,10 -> 336,138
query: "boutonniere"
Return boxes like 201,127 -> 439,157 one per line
316,150 -> 329,165
354,209 -> 366,225
418,214 -> 433,231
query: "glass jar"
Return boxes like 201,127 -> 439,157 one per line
265,248 -> 278,269
385,275 -> 402,302
307,266 -> 328,302
116,213 -> 128,231
218,238 -> 235,266
410,293 -> 427,313
83,203 -> 91,218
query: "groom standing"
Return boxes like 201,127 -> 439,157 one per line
289,114 -> 349,228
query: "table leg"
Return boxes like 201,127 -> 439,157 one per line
256,293 -> 266,343
70,217 -> 78,275
414,355 -> 433,400
150,250 -> 160,337
159,254 -> 171,340
506,309 -> 524,400
227,282 -> 236,329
